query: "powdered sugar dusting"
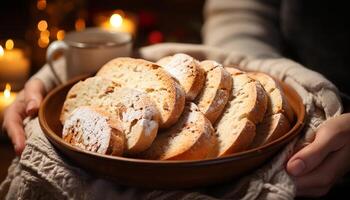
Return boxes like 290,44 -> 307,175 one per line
186,103 -> 200,123
139,119 -> 158,137
161,53 -> 193,84
63,107 -> 111,154
122,109 -> 143,122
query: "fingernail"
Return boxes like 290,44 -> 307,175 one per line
26,101 -> 37,115
288,159 -> 305,176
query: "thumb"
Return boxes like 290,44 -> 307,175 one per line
286,126 -> 339,177
24,79 -> 46,116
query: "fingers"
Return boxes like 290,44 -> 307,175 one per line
2,79 -> 46,156
295,145 -> 350,197
24,79 -> 45,116
286,127 -> 337,176
2,97 -> 27,155
287,114 -> 350,176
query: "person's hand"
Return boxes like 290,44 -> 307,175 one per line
287,113 -> 350,197
2,79 -> 46,156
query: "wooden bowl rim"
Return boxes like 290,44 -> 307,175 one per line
39,75 -> 305,166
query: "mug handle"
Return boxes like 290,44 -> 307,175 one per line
46,40 -> 69,84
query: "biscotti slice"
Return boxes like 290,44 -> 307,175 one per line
251,113 -> 290,147
97,57 -> 185,128
156,54 -> 205,100
62,107 -> 124,156
60,76 -> 121,123
224,67 -> 268,124
61,77 -> 160,154
214,67 -> 268,156
194,60 -> 232,123
140,103 -> 217,160
248,72 -> 293,147
248,72 -> 294,122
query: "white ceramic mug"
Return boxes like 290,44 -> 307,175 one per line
46,28 -> 132,83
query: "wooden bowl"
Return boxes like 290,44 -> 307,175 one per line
39,75 -> 305,189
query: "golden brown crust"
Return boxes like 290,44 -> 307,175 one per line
247,72 -> 293,147
97,57 -> 185,128
246,82 -> 269,124
195,60 -> 233,123
170,115 -> 216,160
187,65 -> 205,101
140,103 -> 216,160
156,54 -> 205,101
225,67 -> 268,124
248,72 -> 294,123
61,77 -> 160,154
219,119 -> 256,156
224,67 -> 244,76
60,77 -> 121,124
63,107 -> 125,156
214,67 -> 268,157
107,118 -> 125,156
251,113 -> 290,148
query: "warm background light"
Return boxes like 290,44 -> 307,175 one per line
0,83 -> 17,122
0,40 -> 30,91
38,37 -> 49,48
36,0 -> 47,10
4,84 -> 11,98
5,39 -> 14,50
0,46 -> 4,57
37,20 -> 48,31
75,18 -> 86,31
40,30 -> 50,38
110,14 -> 123,28
56,30 -> 65,40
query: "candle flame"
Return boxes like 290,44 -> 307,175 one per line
110,14 -> 123,28
0,45 -> 4,57
4,84 -> 11,98
5,39 -> 14,50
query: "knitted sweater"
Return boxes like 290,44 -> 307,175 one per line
203,0 -> 350,94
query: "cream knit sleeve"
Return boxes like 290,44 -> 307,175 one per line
203,0 -> 282,58
30,58 -> 67,92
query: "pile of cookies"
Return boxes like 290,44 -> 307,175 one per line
61,54 -> 293,160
